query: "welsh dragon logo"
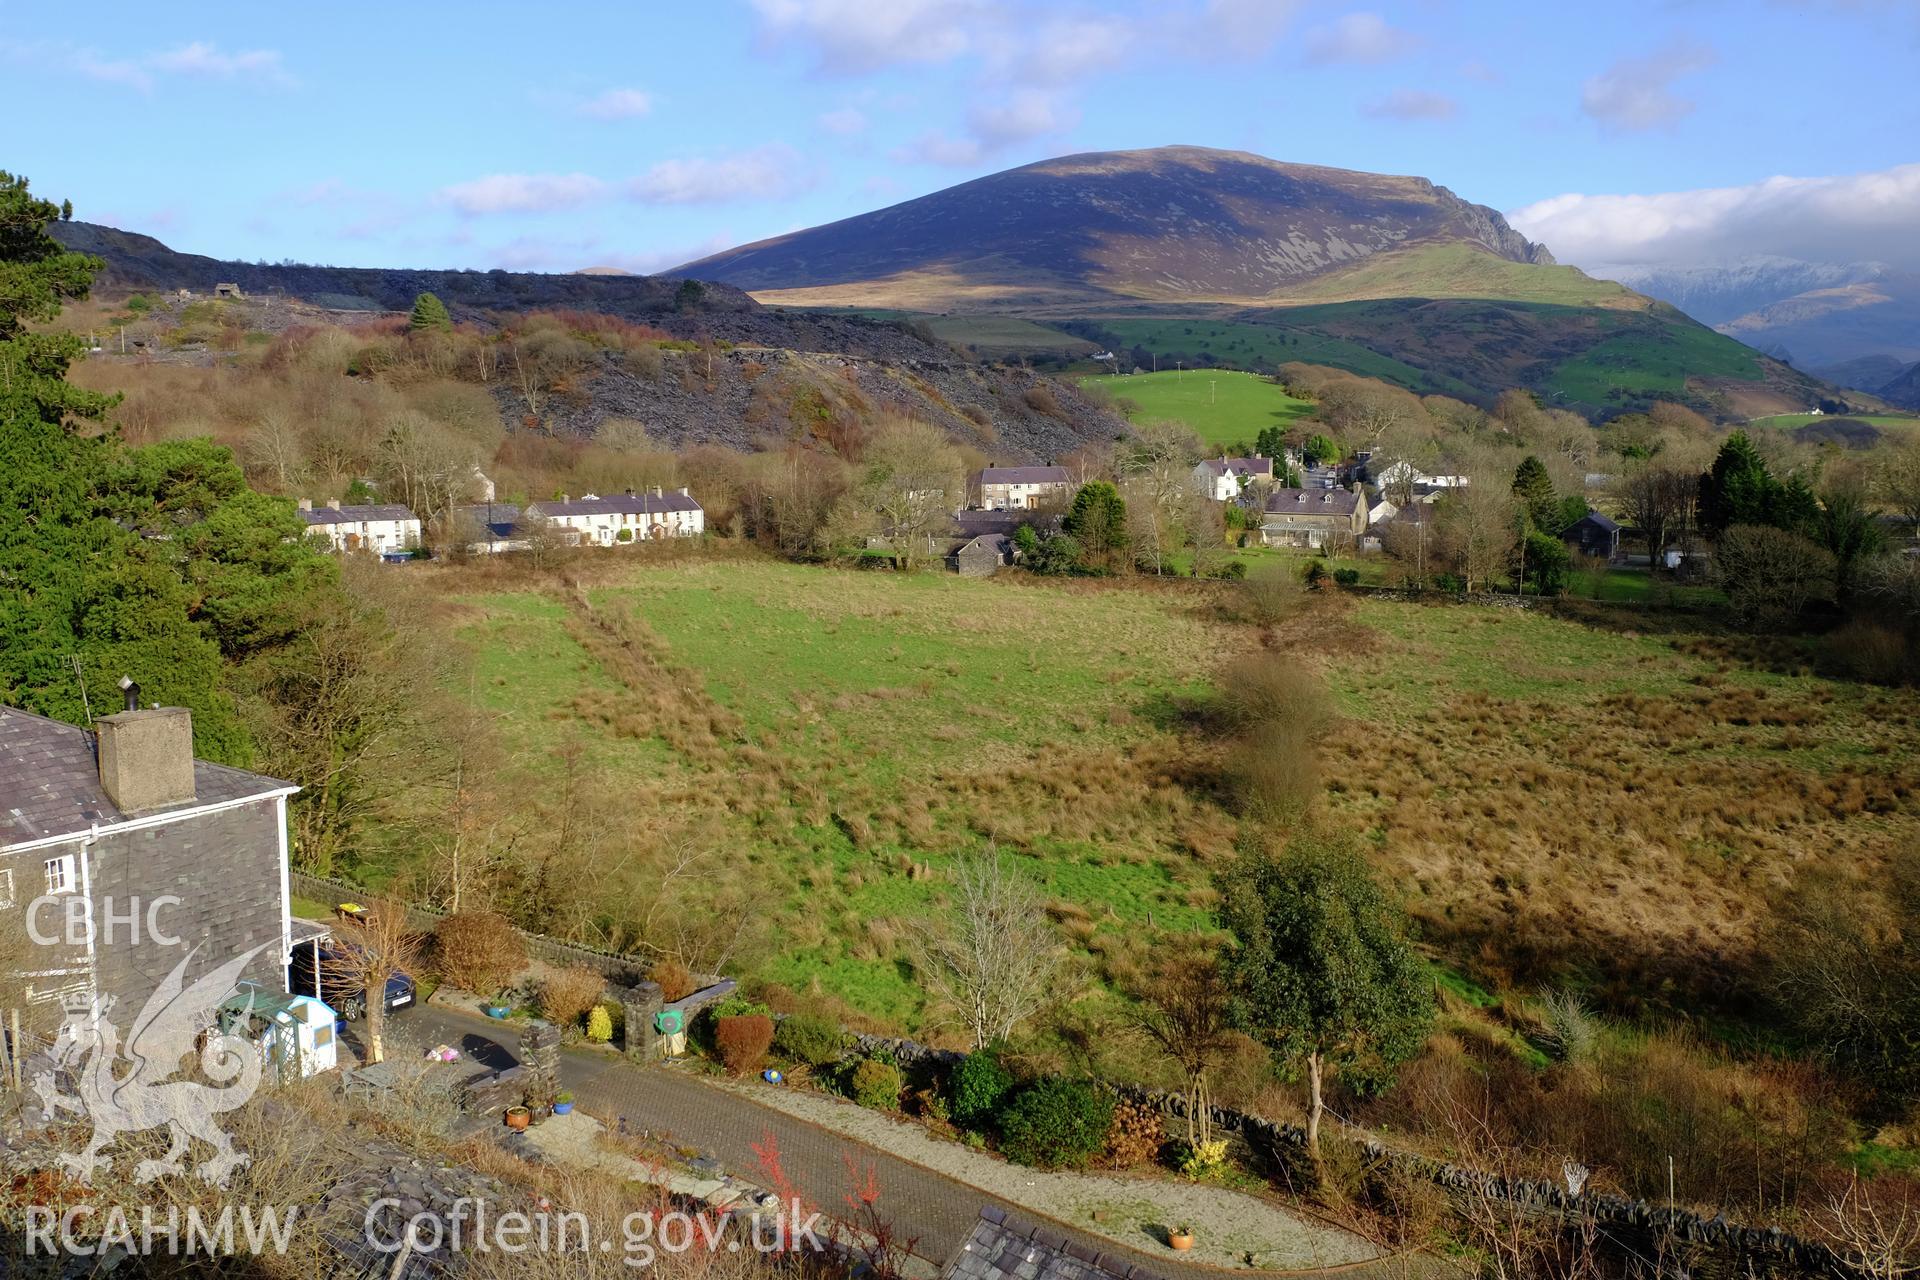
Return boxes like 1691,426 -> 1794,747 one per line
33,945 -> 269,1187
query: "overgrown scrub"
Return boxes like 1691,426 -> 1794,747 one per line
997,1078 -> 1115,1170
433,912 -> 527,996
1104,1098 -> 1165,1169
950,1047 -> 1016,1129
539,966 -> 606,1031
648,958 -> 697,1002
849,1058 -> 904,1110
773,1012 -> 847,1068
715,1014 -> 775,1075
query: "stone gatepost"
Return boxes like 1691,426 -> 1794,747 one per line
519,1020 -> 561,1102
620,981 -> 664,1062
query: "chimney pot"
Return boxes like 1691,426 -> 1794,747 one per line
96,706 -> 197,813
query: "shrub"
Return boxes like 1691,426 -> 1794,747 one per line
997,1079 -> 1115,1170
1434,571 -> 1466,592
849,1058 -> 904,1110
586,1005 -> 614,1044
950,1049 -> 1015,1129
1304,559 -> 1330,588
1218,560 -> 1248,580
647,959 -> 697,1002
1022,385 -> 1063,419
715,1014 -> 775,1075
1178,1137 -> 1230,1180
539,966 -> 606,1031
1537,989 -> 1599,1063
433,912 -> 527,996
773,1013 -> 848,1068
1104,1098 -> 1165,1169
1238,563 -> 1304,624
1332,567 -> 1360,587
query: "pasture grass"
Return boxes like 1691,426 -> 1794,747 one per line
1074,368 -> 1312,447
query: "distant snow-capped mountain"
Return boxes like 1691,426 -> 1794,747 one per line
1589,257 -> 1886,327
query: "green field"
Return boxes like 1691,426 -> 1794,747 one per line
1075,367 -> 1313,446
1072,297 -> 1778,414
444,559 -> 1224,1023
416,555 -> 1920,1032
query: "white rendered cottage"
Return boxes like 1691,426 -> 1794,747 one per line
298,500 -> 421,554
525,488 -> 705,547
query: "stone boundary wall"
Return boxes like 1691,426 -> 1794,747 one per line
836,1032 -> 1861,1279
291,870 -> 659,986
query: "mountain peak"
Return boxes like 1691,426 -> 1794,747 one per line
677,145 -> 1554,309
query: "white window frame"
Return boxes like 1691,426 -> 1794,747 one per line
44,854 -> 75,896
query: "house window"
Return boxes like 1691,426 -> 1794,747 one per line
44,854 -> 75,895
0,867 -> 13,908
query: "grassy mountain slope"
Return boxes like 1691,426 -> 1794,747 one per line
681,145 -> 1553,307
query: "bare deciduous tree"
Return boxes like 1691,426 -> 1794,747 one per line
1613,460 -> 1696,571
1439,479 -> 1519,593
1812,1175 -> 1920,1280
321,900 -> 423,1065
1123,940 -> 1235,1147
908,848 -> 1062,1049
864,416 -> 963,571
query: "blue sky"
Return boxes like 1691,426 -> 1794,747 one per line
6,1 -> 1918,274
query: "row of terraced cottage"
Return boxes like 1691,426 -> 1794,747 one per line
296,453 -> 1622,570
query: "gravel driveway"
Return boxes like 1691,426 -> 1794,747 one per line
713,1076 -> 1381,1272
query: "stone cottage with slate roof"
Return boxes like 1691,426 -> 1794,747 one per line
0,701 -> 298,1017
299,499 -> 421,555
1260,483 -> 1369,550
973,465 -> 1072,511
526,488 -> 705,546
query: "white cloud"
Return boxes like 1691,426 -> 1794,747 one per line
817,106 -> 869,135
966,89 -> 1078,147
439,173 -> 608,215
1579,39 -> 1716,133
1361,89 -> 1458,121
578,87 -> 654,120
748,0 -> 986,73
1507,163 -> 1920,271
13,38 -> 292,90
1303,12 -> 1420,65
146,42 -> 290,83
627,144 -> 816,204
895,132 -> 989,167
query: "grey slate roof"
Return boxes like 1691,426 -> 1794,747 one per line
1264,487 -> 1361,517
1570,510 -> 1621,533
942,1207 -> 1169,1280
1197,456 -> 1273,479
955,534 -> 1012,559
979,466 -> 1071,486
0,707 -> 294,849
528,492 -> 702,518
302,504 -> 417,525
953,510 -> 1055,538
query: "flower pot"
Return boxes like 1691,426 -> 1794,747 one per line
504,1107 -> 531,1131
484,1004 -> 511,1019
552,1101 -> 573,1115
1168,1231 -> 1194,1252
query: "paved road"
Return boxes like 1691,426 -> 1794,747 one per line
390,1003 -> 1420,1279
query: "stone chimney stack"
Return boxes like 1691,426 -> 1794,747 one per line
96,705 -> 197,813
325,498 -> 340,510
678,487 -> 690,497
297,498 -> 312,512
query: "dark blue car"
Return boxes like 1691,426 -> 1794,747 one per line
288,945 -> 416,1022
